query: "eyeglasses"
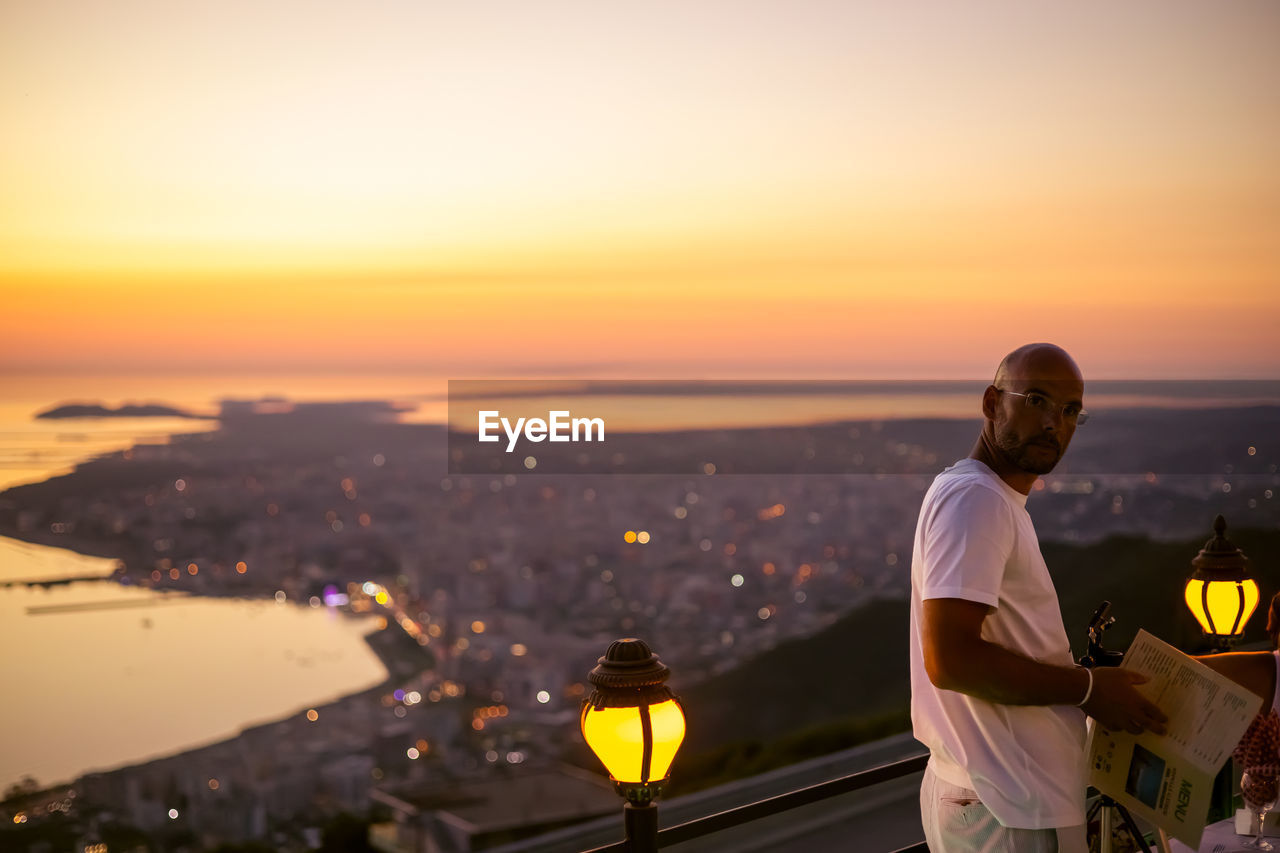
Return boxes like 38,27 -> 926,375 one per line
998,389 -> 1089,426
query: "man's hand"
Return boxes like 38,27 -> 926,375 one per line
923,598 -> 1170,733
1082,668 -> 1168,736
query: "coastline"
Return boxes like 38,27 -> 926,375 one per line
0,521 -> 432,797
65,615 -> 431,794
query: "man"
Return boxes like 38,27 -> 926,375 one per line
910,343 -> 1168,852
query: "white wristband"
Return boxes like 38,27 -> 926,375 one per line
1076,667 -> 1094,707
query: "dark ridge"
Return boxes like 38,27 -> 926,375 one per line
36,403 -> 206,420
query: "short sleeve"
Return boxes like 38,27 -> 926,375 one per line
918,482 -> 1015,608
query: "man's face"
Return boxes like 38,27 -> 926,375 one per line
991,374 -> 1085,476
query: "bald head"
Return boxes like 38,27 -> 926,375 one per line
993,343 -> 1083,389
973,343 -> 1085,487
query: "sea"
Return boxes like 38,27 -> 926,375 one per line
1,371 -> 1277,792
0,373 -> 425,792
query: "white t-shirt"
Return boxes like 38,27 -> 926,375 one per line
909,457 -> 1088,829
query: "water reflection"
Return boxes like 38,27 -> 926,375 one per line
0,538 -> 387,791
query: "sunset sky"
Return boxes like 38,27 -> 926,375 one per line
2,0 -> 1277,378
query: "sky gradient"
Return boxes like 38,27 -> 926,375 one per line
3,0 -> 1278,378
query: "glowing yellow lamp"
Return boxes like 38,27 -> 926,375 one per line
581,638 -> 686,805
1184,578 -> 1259,637
1184,515 -> 1258,645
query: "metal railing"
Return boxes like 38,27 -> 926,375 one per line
582,753 -> 930,852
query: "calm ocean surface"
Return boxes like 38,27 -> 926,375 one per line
1,372 -> 1276,790
0,538 -> 388,791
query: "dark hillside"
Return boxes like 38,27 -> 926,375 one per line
655,528 -> 1280,790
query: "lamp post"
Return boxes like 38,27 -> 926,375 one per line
1184,514 -> 1259,652
1182,514 -> 1260,824
580,638 -> 686,853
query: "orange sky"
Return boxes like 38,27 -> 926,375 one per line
2,0 -> 1278,378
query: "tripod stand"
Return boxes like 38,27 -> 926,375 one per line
1081,602 -> 1154,853
1086,793 -> 1153,853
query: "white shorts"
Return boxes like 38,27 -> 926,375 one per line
919,765 -> 1087,853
